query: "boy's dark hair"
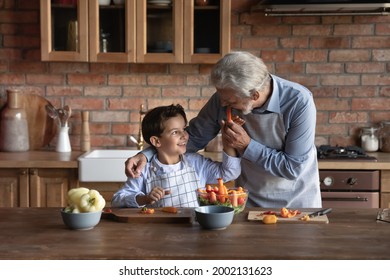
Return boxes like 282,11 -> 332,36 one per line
142,104 -> 187,146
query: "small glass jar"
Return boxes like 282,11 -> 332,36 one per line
360,127 -> 379,152
379,121 -> 390,152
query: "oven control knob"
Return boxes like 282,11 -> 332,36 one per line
323,176 -> 333,186
347,177 -> 357,185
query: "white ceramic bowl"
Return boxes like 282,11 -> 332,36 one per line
61,209 -> 102,230
194,205 -> 234,230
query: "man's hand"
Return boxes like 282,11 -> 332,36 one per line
125,153 -> 147,178
222,120 -> 250,155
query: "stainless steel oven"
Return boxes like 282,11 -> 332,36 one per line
318,145 -> 380,208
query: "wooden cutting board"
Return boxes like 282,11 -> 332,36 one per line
248,210 -> 329,224
102,208 -> 194,224
0,94 -> 57,150
21,94 -> 57,150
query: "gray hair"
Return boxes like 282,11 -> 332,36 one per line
211,51 -> 270,97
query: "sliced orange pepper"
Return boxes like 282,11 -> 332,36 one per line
231,190 -> 238,207
300,214 -> 310,221
162,206 -> 177,214
226,106 -> 232,122
140,207 -> 155,214
209,191 -> 217,203
217,178 -> 227,203
280,207 -> 299,218
280,207 -> 290,218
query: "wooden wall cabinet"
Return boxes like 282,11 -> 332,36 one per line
0,168 -> 78,207
40,0 -> 230,64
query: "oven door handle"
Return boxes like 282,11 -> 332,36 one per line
322,197 -> 368,202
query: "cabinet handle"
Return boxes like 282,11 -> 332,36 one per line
29,169 -> 38,175
20,169 -> 27,175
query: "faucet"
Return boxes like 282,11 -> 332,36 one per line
129,104 -> 146,150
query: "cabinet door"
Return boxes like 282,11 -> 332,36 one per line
137,0 -> 184,63
0,168 -> 29,207
40,0 -> 89,62
183,0 -> 231,64
29,168 -> 78,207
89,0 -> 137,62
381,193 -> 390,208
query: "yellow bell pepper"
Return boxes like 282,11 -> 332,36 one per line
65,187 -> 90,213
78,189 -> 106,213
65,187 -> 105,213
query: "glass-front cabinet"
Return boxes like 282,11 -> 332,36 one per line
40,0 -> 230,64
40,0 -> 89,61
136,0 -> 183,63
183,0 -> 231,64
89,0 -> 136,62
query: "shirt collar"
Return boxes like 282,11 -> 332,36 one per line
252,74 -> 280,114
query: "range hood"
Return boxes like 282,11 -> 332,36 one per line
252,0 -> 390,16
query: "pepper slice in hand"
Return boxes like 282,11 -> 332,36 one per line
226,106 -> 232,122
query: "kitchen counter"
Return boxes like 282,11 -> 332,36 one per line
0,207 -> 389,260
318,152 -> 390,170
0,151 -> 82,168
1,150 -> 390,169
201,151 -> 390,170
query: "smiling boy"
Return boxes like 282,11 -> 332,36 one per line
111,104 -> 241,208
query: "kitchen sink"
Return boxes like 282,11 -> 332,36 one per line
78,149 -> 141,182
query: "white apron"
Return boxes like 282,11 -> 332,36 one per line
145,157 -> 201,208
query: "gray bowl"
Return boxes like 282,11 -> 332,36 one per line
61,209 -> 102,230
194,205 -> 234,230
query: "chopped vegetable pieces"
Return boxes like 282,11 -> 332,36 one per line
280,207 -> 300,218
140,207 -> 155,214
161,207 -> 178,214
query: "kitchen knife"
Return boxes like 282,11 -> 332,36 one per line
308,208 -> 332,218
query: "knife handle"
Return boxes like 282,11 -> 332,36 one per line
322,208 -> 332,215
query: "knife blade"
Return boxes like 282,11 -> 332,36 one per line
308,208 -> 332,218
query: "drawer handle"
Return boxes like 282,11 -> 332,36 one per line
322,197 -> 368,202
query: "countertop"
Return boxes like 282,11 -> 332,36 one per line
201,151 -> 390,170
0,151 -> 82,168
0,207 -> 389,260
1,150 -> 390,170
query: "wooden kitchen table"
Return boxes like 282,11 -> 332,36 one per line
0,207 -> 389,260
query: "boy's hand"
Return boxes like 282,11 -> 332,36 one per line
147,187 -> 171,204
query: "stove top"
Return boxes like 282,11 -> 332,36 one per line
317,145 -> 377,161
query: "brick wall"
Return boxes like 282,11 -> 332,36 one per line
1,0 -> 390,150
